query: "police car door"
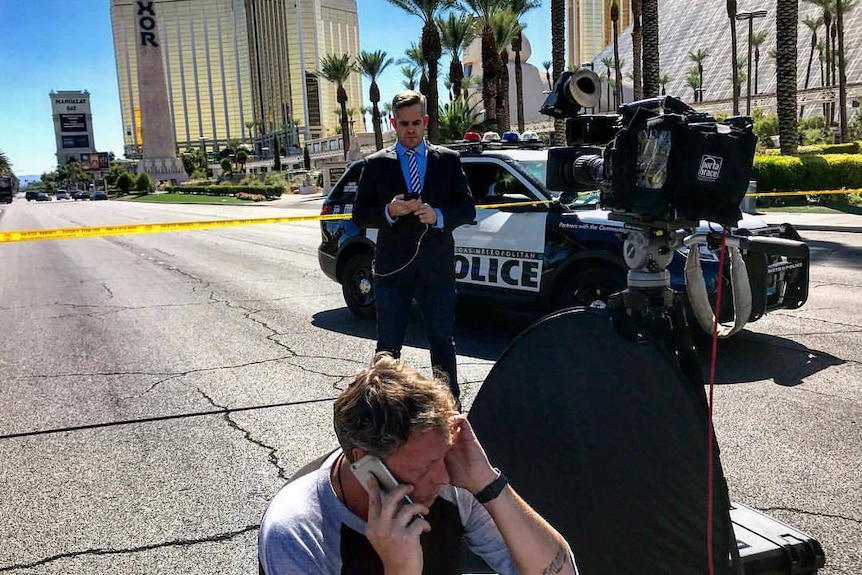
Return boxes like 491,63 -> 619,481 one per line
455,158 -> 548,297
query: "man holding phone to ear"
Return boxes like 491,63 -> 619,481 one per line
352,90 -> 475,403
258,353 -> 578,575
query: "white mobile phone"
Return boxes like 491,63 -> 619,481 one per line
349,455 -> 415,505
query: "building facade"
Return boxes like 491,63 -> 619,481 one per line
567,0 -> 632,68
110,0 -> 362,161
50,90 -> 98,166
589,0 -> 862,117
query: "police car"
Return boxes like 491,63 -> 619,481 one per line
317,146 -> 809,333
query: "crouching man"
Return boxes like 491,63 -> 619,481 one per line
259,352 -> 578,575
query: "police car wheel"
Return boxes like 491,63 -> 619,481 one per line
342,253 -> 376,319
558,268 -> 625,309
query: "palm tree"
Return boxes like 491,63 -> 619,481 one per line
685,66 -> 702,102
731,57 -> 748,100
799,14 -> 824,116
0,149 -> 11,174
400,64 -> 420,90
687,49 -> 709,102
235,149 -> 248,173
541,60 -> 552,90
438,12 -> 475,101
509,0 -> 540,133
551,0 -> 566,143
245,120 -> 257,145
491,9 -> 519,133
386,0 -> 454,143
399,43 -> 429,94
658,73 -> 671,95
462,0 -> 505,132
631,0 -> 643,100
317,53 -> 355,160
727,0 -> 741,114
835,0 -> 849,141
775,0 -> 799,154
438,96 -> 483,141
804,0 -> 833,120
641,0 -> 660,98
611,1 -> 624,108
357,50 -> 394,151
382,101 -> 394,126
750,30 -> 768,94
601,56 -> 615,111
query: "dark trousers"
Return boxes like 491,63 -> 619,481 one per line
374,273 -> 459,401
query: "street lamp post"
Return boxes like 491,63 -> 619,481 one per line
736,9 -> 767,115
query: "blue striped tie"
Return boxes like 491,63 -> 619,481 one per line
405,148 -> 422,196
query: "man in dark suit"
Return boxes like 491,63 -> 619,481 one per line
352,90 -> 475,402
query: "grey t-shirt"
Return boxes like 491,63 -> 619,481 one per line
258,451 -> 518,574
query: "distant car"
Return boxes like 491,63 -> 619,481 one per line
55,190 -> 70,200
91,191 -> 108,200
36,192 -> 51,201
481,131 -> 501,143
75,191 -> 91,200
26,191 -> 39,201
501,131 -> 520,143
463,131 -> 481,142
520,130 -> 540,142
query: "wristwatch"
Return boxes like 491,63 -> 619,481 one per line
474,468 -> 508,504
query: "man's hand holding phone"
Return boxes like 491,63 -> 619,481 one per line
388,193 -> 422,217
350,456 -> 429,574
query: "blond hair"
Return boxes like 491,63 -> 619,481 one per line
334,353 -> 456,461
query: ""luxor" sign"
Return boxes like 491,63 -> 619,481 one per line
137,1 -> 159,47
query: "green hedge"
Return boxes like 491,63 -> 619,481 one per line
752,154 -> 862,191
164,184 -> 283,197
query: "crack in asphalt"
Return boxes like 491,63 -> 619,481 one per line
0,524 -> 259,572
760,506 -> 861,525
197,388 -> 289,481
101,282 -> 114,299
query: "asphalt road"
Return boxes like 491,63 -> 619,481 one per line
0,198 -> 859,574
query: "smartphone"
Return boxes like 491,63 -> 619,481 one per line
402,192 -> 420,201
350,455 -> 424,521
350,455 -> 410,498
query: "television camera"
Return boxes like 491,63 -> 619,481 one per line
540,67 -> 809,339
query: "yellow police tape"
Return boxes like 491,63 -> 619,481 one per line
1,189 -> 858,244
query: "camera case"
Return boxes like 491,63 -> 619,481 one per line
604,98 -> 758,226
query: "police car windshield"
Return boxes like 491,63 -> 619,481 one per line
508,155 -> 600,209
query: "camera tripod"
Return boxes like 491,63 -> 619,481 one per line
605,217 -> 707,390
605,215 -> 746,573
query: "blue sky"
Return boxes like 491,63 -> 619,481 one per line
0,0 -> 552,177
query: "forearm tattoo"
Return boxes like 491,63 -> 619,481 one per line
541,545 -> 568,574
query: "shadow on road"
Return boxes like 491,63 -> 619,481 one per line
314,304 -> 842,388
696,330 -> 844,386
802,236 -> 862,270
311,304 -> 536,363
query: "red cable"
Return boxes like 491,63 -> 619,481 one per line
706,229 -> 729,575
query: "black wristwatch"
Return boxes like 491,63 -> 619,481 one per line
474,468 -> 508,504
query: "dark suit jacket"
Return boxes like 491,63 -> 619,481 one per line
352,144 -> 475,284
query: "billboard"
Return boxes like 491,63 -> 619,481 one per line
60,114 -> 87,133
80,152 -> 110,170
62,135 -> 90,149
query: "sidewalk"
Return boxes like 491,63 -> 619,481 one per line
753,210 -> 862,233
